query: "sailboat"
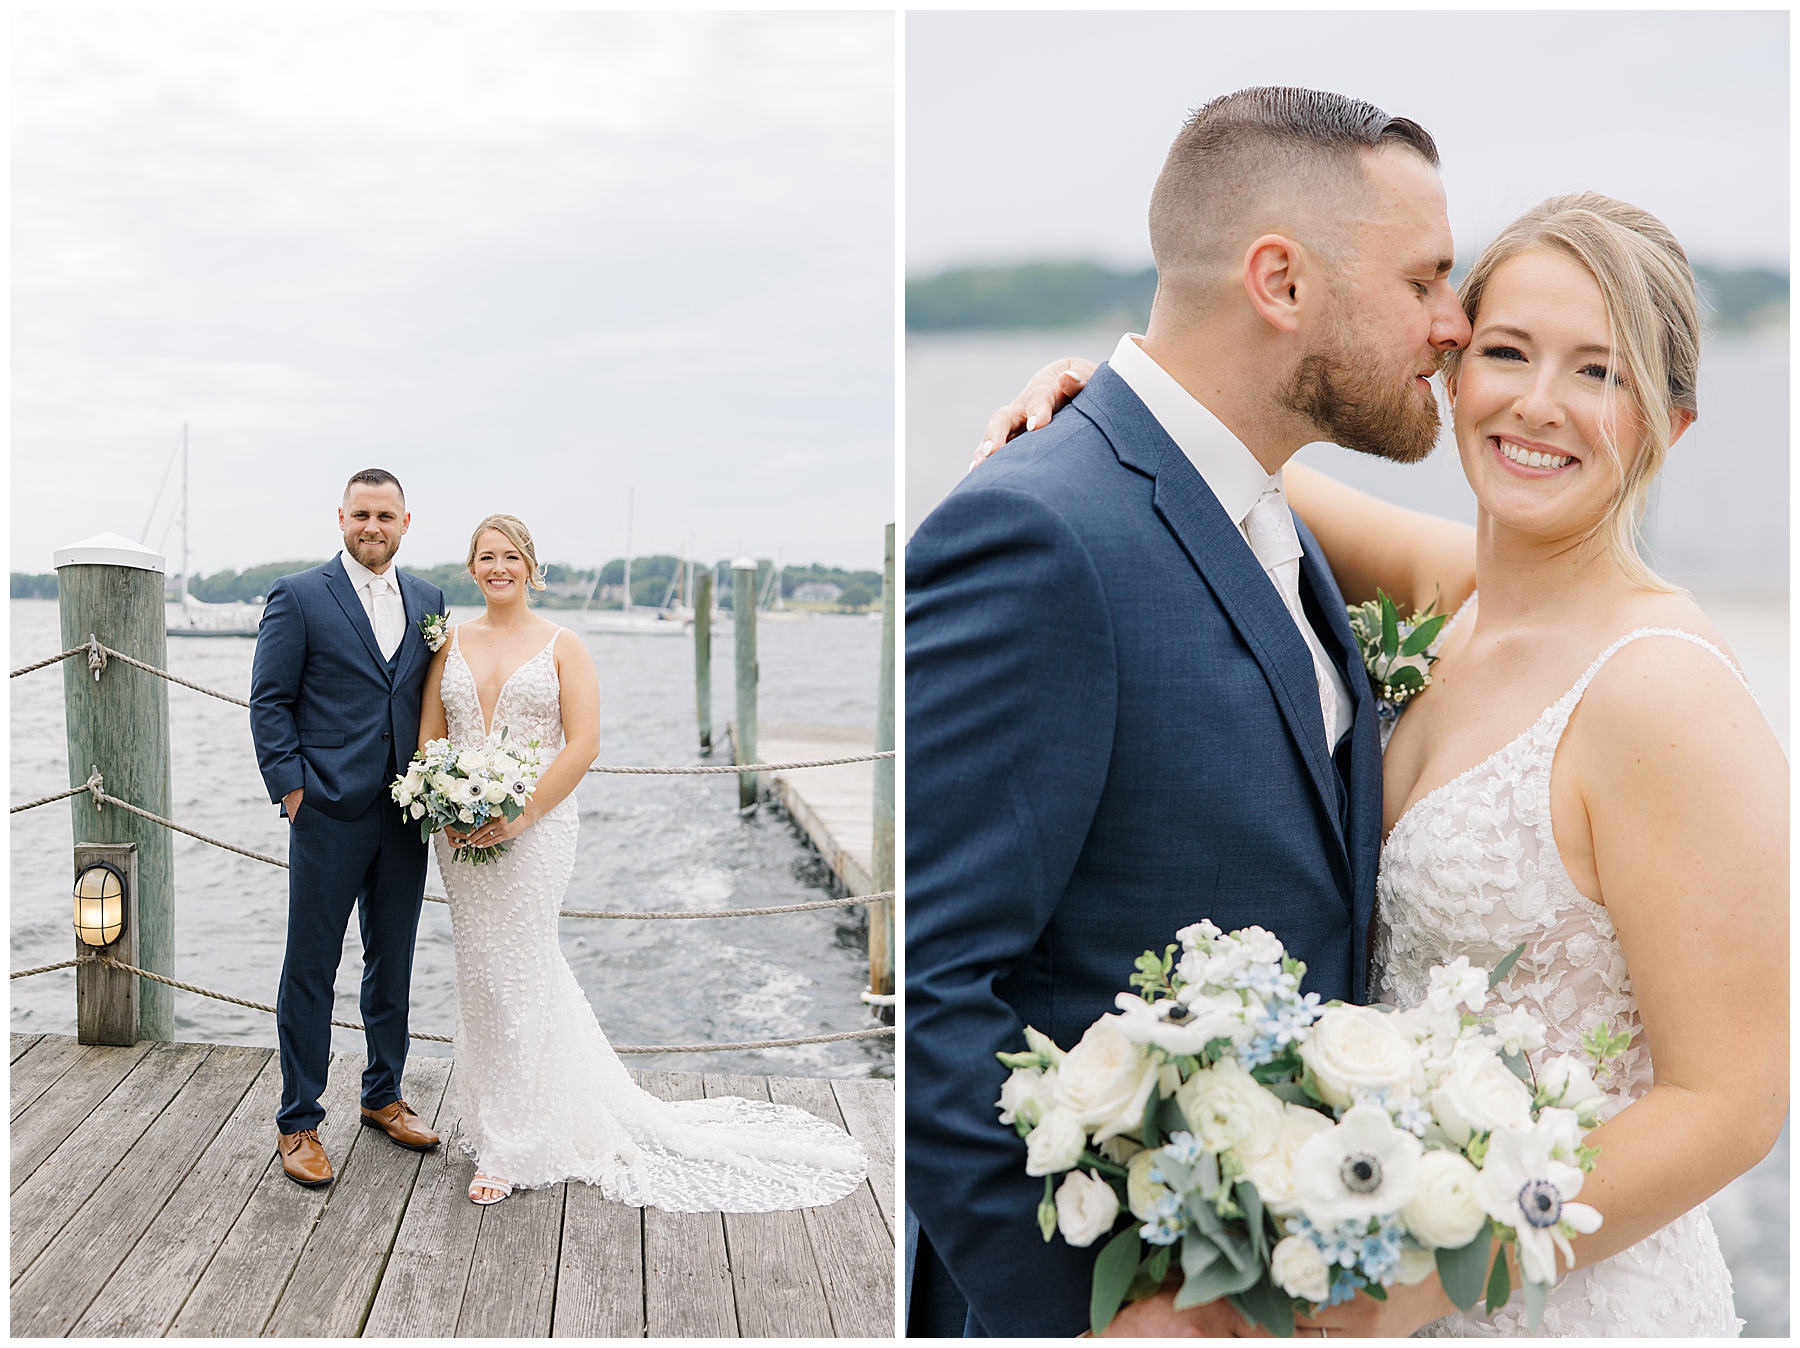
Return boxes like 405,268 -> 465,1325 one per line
583,489 -> 692,637
157,425 -> 263,638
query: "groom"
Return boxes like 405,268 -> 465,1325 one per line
906,88 -> 1471,1335
249,469 -> 448,1186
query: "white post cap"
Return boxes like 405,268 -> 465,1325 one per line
54,533 -> 167,573
730,557 -> 757,571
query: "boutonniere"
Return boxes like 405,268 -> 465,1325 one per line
1347,589 -> 1448,721
417,612 -> 449,652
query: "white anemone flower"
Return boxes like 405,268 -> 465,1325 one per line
1111,991 -> 1244,1055
1470,1123 -> 1603,1286
1291,1103 -> 1422,1228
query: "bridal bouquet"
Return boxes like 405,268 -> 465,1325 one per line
390,727 -> 542,864
999,923 -> 1624,1336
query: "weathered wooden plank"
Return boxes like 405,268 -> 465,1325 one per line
761,724 -> 876,895
10,1040 -> 192,1267
643,1069 -> 738,1338
11,1032 -> 45,1063
10,1033 -> 93,1122
166,1050 -> 370,1337
769,1075 -> 894,1338
12,1041 -> 154,1173
11,1043 -> 265,1337
263,1055 -> 454,1338
707,1072 -> 834,1338
361,1067 -> 483,1339
456,1181 -> 566,1338
551,1177 -> 645,1337
70,1047 -> 283,1338
830,1076 -> 895,1233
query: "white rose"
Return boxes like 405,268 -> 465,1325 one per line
1174,1058 -> 1285,1162
1536,1056 -> 1604,1121
1395,1244 -> 1438,1286
457,807 -> 476,824
1430,1043 -> 1533,1146
1402,1149 -> 1487,1249
1299,1005 -> 1417,1108
456,751 -> 488,775
1126,1149 -> 1169,1220
1240,1103 -> 1333,1216
483,780 -> 508,805
1055,1169 -> 1121,1248
1024,1107 -> 1087,1176
997,1067 -> 1055,1128
1269,1234 -> 1331,1304
1051,1019 -> 1159,1144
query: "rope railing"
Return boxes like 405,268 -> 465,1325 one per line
8,956 -> 895,1054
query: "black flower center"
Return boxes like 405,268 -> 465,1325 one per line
1340,1153 -> 1382,1194
1164,1002 -> 1189,1021
1517,1178 -> 1562,1228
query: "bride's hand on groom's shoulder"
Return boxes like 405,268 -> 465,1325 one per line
970,358 -> 1099,470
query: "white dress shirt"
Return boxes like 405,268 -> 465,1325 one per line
1108,333 -> 1351,749
340,548 -> 405,662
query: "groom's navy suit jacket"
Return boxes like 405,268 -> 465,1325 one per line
905,365 -> 1385,1336
250,556 -> 445,818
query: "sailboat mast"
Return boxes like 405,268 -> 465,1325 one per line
623,487 -> 633,615
180,424 -> 190,604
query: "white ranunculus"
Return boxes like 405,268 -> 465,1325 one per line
1269,1234 -> 1331,1303
1051,1019 -> 1160,1144
1112,991 -> 1244,1055
1240,1103 -> 1334,1216
1299,1004 -> 1418,1108
1056,1169 -> 1121,1248
997,1067 -> 1055,1128
483,780 -> 508,805
430,771 -> 455,796
1536,1055 -> 1604,1122
1470,1120 -> 1602,1286
457,750 -> 488,775
1024,1107 -> 1087,1176
1395,1243 -> 1438,1286
457,807 -> 476,824
1430,1043 -> 1534,1147
1489,1008 -> 1547,1058
1292,1104 -> 1422,1228
410,802 -> 425,819
1402,1149 -> 1486,1249
1174,1058 -> 1284,1162
1126,1148 -> 1169,1220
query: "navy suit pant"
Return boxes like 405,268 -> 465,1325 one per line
275,784 -> 429,1133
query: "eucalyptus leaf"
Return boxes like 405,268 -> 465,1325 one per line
1500,1047 -> 1532,1084
1488,942 -> 1526,989
1182,1230 -> 1224,1279
1380,592 -> 1400,660
1399,611 -> 1449,656
1196,1148 -> 1220,1193
1485,1239 -> 1513,1315
1231,1272 -> 1297,1338
1140,1080 -> 1163,1149
1523,1276 -> 1549,1333
1090,1227 -> 1143,1335
1174,1243 -> 1263,1308
1212,1226 -> 1255,1274
1262,1081 -> 1314,1106
1184,1191 -> 1225,1236
1235,1180 -> 1267,1263
1146,1243 -> 1172,1286
1156,1156 -> 1195,1194
1158,1096 -> 1191,1138
1435,1219 -> 1493,1310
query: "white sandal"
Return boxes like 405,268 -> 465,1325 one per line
469,1172 -> 513,1205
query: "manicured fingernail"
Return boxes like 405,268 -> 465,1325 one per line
979,439 -> 993,458
1025,415 -> 1040,431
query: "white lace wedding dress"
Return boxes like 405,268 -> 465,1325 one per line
433,626 -> 868,1210
1374,604 -> 1744,1337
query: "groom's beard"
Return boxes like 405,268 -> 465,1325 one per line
345,533 -> 401,570
1283,332 -> 1443,465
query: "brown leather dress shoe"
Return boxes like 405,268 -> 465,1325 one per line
360,1099 -> 440,1151
277,1128 -> 334,1187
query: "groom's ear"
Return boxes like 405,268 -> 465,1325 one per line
1242,233 -> 1311,335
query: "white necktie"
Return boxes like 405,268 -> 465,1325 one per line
368,574 -> 401,661
1244,489 -> 1339,749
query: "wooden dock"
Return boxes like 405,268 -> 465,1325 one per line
10,1032 -> 894,1338
737,722 -> 876,895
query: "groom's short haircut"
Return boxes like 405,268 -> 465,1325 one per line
1149,86 -> 1439,311
344,468 -> 405,505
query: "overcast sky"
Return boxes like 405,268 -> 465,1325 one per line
13,12 -> 894,577
908,10 -> 1787,275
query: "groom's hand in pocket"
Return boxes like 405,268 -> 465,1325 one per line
283,787 -> 304,822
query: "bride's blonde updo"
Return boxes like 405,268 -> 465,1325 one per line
466,513 -> 549,592
1443,192 -> 1701,593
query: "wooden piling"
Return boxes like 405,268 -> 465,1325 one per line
732,559 -> 759,808
694,567 -> 713,754
55,533 -> 175,1042
870,524 -> 896,1006
73,843 -> 140,1046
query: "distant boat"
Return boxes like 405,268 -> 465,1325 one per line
153,425 -> 262,638
580,491 -> 693,637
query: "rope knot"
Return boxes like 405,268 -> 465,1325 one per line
85,767 -> 105,812
86,635 -> 107,682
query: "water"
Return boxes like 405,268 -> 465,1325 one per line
10,600 -> 892,1082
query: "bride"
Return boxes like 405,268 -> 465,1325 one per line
976,194 -> 1786,1335
416,514 -> 867,1209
